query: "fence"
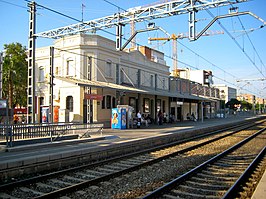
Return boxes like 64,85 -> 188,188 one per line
0,122 -> 104,147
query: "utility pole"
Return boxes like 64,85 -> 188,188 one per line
0,51 -> 3,99
49,46 -> 54,123
27,1 -> 36,123
87,56 -> 92,124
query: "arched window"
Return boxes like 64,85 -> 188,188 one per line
66,96 -> 73,112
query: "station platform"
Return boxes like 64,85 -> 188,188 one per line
0,114 -> 265,198
0,114 -> 257,153
252,169 -> 266,199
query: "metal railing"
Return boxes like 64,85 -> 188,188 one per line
0,122 -> 104,147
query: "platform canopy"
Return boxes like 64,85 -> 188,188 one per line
56,76 -> 215,101
55,76 -> 147,94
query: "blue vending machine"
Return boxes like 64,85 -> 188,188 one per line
111,108 -> 126,129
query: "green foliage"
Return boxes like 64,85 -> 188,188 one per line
240,100 -> 252,111
225,98 -> 240,110
2,42 -> 27,108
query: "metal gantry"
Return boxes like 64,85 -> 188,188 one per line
35,0 -> 248,39
27,1 -> 36,123
0,51 -> 3,99
28,0 -> 249,123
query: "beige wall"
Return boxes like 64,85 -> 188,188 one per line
35,34 -> 217,124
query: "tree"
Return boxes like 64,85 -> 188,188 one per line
225,98 -> 240,111
240,100 -> 252,111
2,43 -> 28,108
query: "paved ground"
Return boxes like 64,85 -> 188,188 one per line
0,114 -> 265,198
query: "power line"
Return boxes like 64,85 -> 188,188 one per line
205,9 -> 266,79
102,0 -> 126,12
176,40 -> 239,80
25,0 -> 82,23
28,1 -> 265,97
234,12 -> 266,72
0,0 -> 27,9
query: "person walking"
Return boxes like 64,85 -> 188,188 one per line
157,110 -> 163,125
137,110 -> 142,128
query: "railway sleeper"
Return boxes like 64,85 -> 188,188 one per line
36,182 -> 59,192
197,173 -> 238,181
96,167 -> 117,173
112,162 -> 132,168
201,169 -> 241,177
191,176 -> 233,184
19,187 -> 44,197
119,160 -> 142,165
209,164 -> 246,171
103,164 -> 125,170
179,184 -> 225,195
216,160 -> 251,166
49,179 -> 74,187
163,194 -> 181,199
75,172 -> 97,179
0,192 -> 18,199
185,180 -> 228,190
224,154 -> 256,160
84,169 -> 108,176
206,167 -> 244,174
63,175 -> 86,183
170,189 -> 221,199
213,162 -> 247,168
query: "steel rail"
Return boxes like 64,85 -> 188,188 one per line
33,122 -> 265,199
142,127 -> 266,199
0,119 -> 264,199
222,146 -> 266,199
0,119 -> 260,190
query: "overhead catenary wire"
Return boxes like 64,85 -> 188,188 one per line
235,12 -> 266,73
0,0 -> 28,9
56,46 -> 261,97
27,1 -> 264,97
228,2 -> 266,73
205,8 -> 266,79
25,0 -> 81,23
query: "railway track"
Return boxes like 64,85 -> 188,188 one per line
142,127 -> 266,199
0,121 -> 265,199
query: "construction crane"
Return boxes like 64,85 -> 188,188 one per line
236,78 -> 266,82
148,30 -> 224,77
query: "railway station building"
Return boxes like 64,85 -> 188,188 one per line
34,34 -> 221,125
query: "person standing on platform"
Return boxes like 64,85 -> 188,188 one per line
137,110 -> 142,128
158,110 -> 163,125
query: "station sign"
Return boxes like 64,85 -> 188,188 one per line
84,93 -> 103,101
176,101 -> 183,105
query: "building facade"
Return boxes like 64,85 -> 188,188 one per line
213,84 -> 237,103
34,34 -> 220,125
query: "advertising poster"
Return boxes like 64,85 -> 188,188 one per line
111,108 -> 120,129
41,107 -> 49,123
111,108 -> 127,129
121,108 -> 126,129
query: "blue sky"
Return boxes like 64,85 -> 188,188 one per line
1,0 -> 266,98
